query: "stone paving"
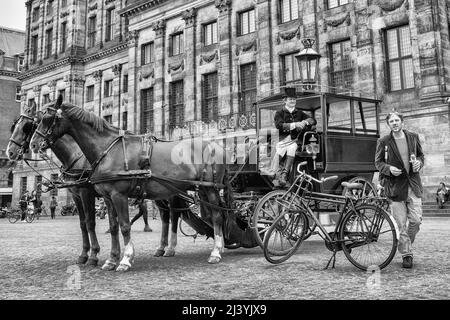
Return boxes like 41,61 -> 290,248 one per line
0,214 -> 449,300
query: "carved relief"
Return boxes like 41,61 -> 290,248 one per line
127,30 -> 139,46
151,20 -> 166,37
375,0 -> 408,12
215,0 -> 232,13
276,25 -> 301,45
88,3 -> 98,11
64,74 -> 85,87
235,40 -> 257,56
47,80 -> 57,91
323,12 -> 351,32
92,70 -> 103,81
138,65 -> 154,81
200,50 -> 218,65
167,60 -> 185,74
112,64 -> 122,76
33,85 -> 41,93
60,11 -> 69,19
182,8 -> 196,27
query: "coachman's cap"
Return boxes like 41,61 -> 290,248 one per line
282,87 -> 297,99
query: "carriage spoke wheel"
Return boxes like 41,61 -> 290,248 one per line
263,210 -> 308,264
252,190 -> 304,250
340,204 -> 397,271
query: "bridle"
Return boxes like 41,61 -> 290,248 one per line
33,106 -> 60,150
9,113 -> 37,156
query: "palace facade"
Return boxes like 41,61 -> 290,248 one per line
14,0 -> 450,204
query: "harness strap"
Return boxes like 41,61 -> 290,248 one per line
89,136 -> 122,175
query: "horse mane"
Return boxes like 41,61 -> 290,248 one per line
62,102 -> 109,133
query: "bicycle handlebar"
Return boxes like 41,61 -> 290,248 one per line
296,162 -> 338,184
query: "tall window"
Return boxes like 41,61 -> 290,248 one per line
50,174 -> 58,196
43,94 -> 50,105
105,8 -> 115,42
20,177 -> 27,198
169,81 -> 184,127
47,1 -> 53,16
141,88 -> 154,134
45,28 -> 53,58
386,25 -> 414,91
86,85 -> 94,102
104,80 -> 113,97
15,86 -> 21,102
31,35 -> 39,64
141,42 -> 154,65
282,52 -> 300,86
61,0 -> 67,7
202,73 -> 218,122
330,40 -> 352,91
328,0 -> 348,9
123,74 -> 128,93
17,56 -> 24,72
170,33 -> 184,56
238,9 -> 256,36
32,7 -> 40,22
280,0 -> 299,23
35,176 -> 42,197
88,16 -> 97,48
122,111 -> 128,130
203,21 -> 218,46
60,23 -> 67,52
239,63 -> 257,113
103,115 -> 112,124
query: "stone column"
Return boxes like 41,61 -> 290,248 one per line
256,0 -> 273,98
152,20 -> 166,137
215,0 -> 233,115
113,64 -> 122,127
127,30 -> 139,133
93,70 -> 103,116
64,73 -> 85,106
182,8 -> 197,122
33,85 -> 41,109
24,1 -> 32,69
39,0 -> 45,65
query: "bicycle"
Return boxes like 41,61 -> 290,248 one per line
263,162 -> 398,271
6,208 -> 22,224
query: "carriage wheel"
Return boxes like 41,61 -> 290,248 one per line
340,204 -> 397,271
263,209 -> 308,264
251,189 -> 303,250
342,176 -> 377,199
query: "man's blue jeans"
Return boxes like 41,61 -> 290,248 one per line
390,187 -> 423,257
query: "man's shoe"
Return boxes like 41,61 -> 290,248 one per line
402,256 -> 413,268
144,225 -> 152,232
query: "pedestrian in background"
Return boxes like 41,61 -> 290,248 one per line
130,198 -> 152,232
436,182 -> 449,209
19,191 -> 30,222
50,196 -> 57,219
150,200 -> 159,220
375,111 -> 424,269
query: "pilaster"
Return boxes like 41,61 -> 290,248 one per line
182,8 -> 197,122
152,19 -> 166,137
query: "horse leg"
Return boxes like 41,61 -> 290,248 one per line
164,198 -> 181,257
71,192 -> 89,265
101,198 -> 121,271
112,192 -> 134,272
82,189 -> 100,266
205,188 -> 224,264
155,200 -> 169,257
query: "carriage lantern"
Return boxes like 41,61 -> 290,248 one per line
295,38 -> 321,89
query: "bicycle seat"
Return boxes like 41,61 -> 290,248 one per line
341,182 -> 363,190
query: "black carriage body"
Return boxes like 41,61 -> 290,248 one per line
247,91 -> 381,194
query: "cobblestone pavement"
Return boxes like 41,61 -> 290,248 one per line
0,214 -> 449,300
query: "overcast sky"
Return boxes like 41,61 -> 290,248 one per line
0,0 -> 27,31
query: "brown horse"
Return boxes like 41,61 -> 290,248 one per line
7,102 -> 101,266
30,96 -> 238,271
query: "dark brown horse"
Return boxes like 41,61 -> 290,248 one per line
7,102 -> 101,266
30,96 -> 238,271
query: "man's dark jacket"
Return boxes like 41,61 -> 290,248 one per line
374,130 -> 424,201
274,107 -> 316,141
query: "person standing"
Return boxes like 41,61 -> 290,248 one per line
375,111 -> 424,269
436,182 -> 449,209
50,196 -> 58,219
19,191 -> 30,222
130,198 -> 152,232
273,87 -> 316,187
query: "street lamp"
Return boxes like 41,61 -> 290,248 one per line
295,38 -> 321,90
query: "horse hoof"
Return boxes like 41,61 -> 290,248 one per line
116,264 -> 131,272
154,249 -> 165,257
163,249 -> 175,257
77,256 -> 89,265
207,256 -> 221,264
101,261 -> 117,271
86,258 -> 98,266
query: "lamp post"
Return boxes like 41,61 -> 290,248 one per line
295,38 -> 321,91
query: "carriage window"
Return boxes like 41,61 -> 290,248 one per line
259,106 -> 278,130
327,100 -> 351,133
354,101 -> 378,135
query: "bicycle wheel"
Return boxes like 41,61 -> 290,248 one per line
340,204 -> 397,271
263,209 -> 308,264
179,218 -> 198,237
252,189 -> 303,249
26,210 -> 35,223
8,211 -> 20,224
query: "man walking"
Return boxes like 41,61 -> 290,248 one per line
50,196 -> 57,219
375,112 -> 424,268
130,198 -> 152,232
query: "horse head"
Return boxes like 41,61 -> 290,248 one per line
6,101 -> 40,160
30,95 -> 68,153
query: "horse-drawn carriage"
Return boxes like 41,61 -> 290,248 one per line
8,86 -> 391,271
